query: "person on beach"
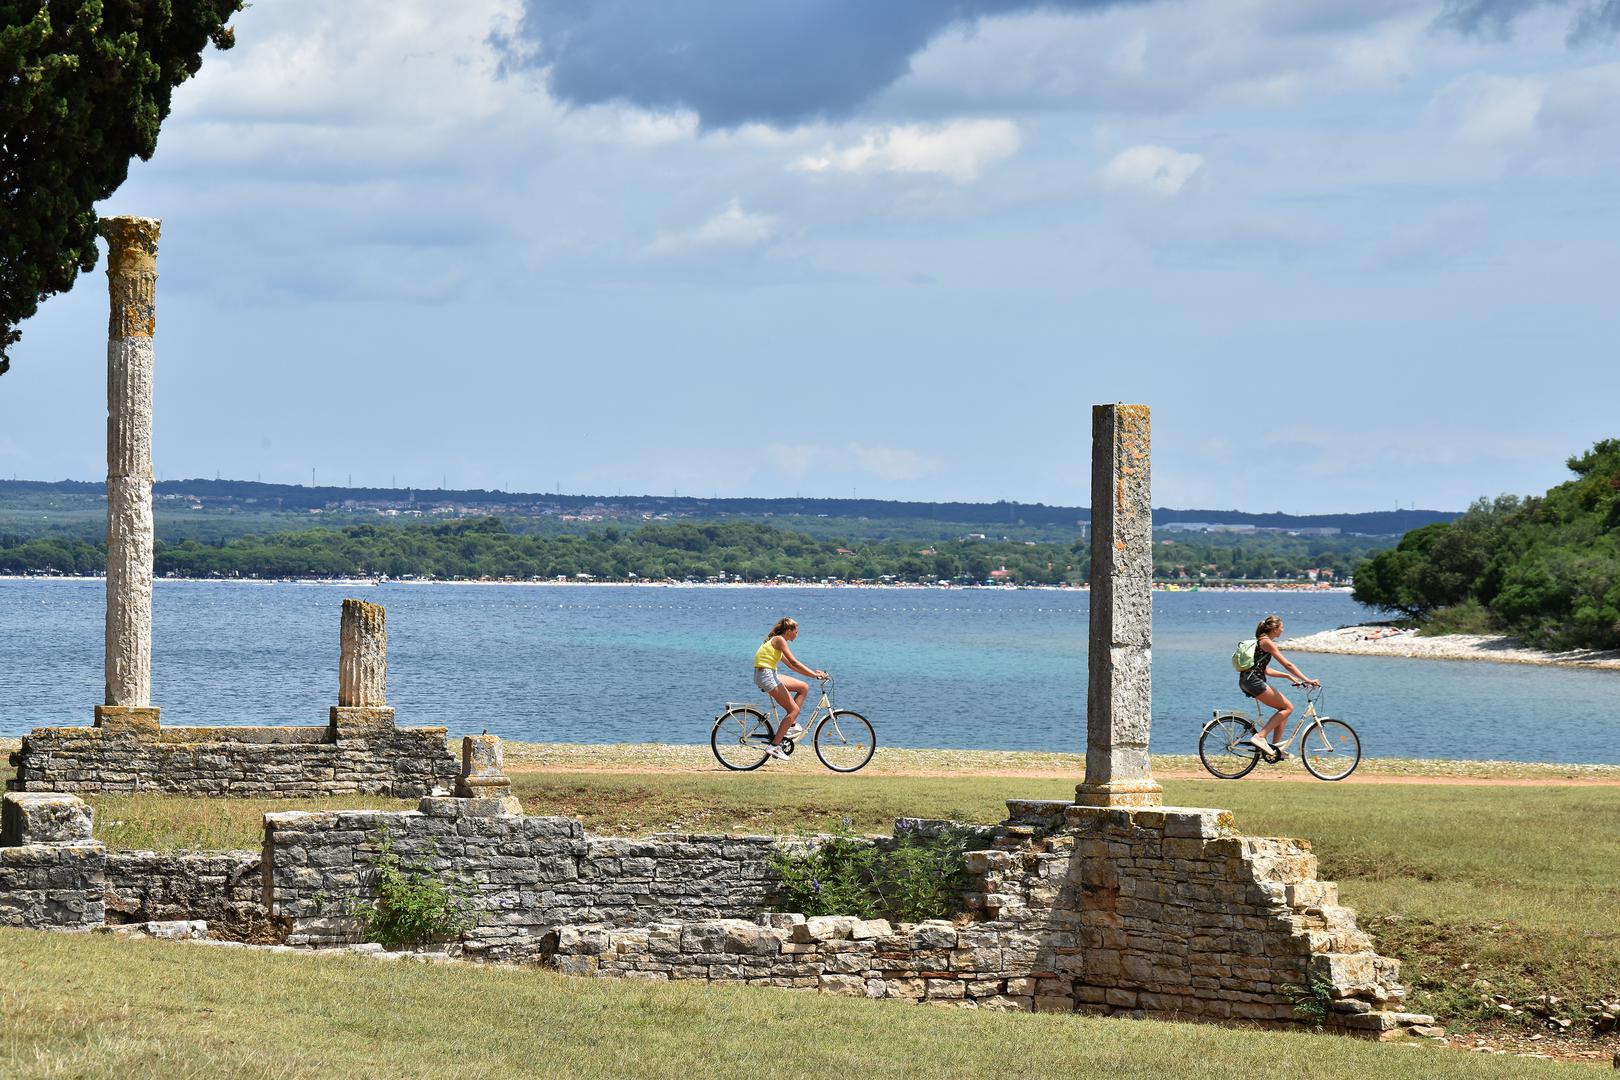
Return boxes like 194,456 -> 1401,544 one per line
753,617 -> 827,762
1240,615 -> 1319,759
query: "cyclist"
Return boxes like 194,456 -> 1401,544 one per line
1240,615 -> 1319,759
753,617 -> 827,762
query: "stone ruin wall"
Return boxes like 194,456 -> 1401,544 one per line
1,788 -> 1431,1036
8,713 -> 456,799
258,795 -> 1427,1035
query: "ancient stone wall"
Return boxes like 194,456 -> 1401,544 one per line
0,793 -> 106,930
263,799 -> 779,958
259,795 -> 1429,1035
104,850 -> 268,938
9,715 -> 456,798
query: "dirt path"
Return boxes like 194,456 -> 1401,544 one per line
504,762 -> 1620,786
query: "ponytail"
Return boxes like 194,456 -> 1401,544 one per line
766,617 -> 798,641
1255,615 -> 1282,641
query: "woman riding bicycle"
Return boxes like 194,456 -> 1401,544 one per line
753,617 -> 827,762
1240,615 -> 1319,758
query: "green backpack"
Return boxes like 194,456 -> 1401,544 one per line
1231,638 -> 1258,672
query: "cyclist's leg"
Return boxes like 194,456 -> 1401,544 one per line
1254,685 -> 1292,742
769,676 -> 808,743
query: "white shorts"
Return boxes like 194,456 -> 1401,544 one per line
753,666 -> 781,693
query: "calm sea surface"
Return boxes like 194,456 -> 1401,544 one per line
3,580 -> 1616,763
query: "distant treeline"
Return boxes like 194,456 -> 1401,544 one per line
2,518 -> 1390,584
1354,440 -> 1620,650
0,478 -> 1453,535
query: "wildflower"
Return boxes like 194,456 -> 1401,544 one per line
811,877 -> 822,893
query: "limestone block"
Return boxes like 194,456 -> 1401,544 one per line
2,792 -> 94,845
94,706 -> 160,735
329,706 -> 397,740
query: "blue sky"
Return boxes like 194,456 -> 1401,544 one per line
2,0 -> 1617,513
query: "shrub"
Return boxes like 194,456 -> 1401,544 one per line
357,830 -> 474,950
771,824 -> 969,923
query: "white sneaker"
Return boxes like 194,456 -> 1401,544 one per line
1246,734 -> 1275,756
763,743 -> 789,761
783,723 -> 806,739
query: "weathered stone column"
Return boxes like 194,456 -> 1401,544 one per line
456,734 -> 513,800
339,598 -> 387,706
96,217 -> 161,734
1075,403 -> 1162,808
330,599 -> 395,739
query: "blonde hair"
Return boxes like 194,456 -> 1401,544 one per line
1255,615 -> 1283,640
765,617 -> 798,641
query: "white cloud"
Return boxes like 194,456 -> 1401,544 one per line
1100,144 -> 1205,195
1441,73 -> 1546,144
847,444 -> 937,482
643,198 -> 778,257
793,119 -> 1021,182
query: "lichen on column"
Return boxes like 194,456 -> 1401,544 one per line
1075,403 -> 1162,808
100,217 -> 161,712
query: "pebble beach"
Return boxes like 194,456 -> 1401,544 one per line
1286,625 -> 1620,671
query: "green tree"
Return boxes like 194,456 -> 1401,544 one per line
1,0 -> 242,375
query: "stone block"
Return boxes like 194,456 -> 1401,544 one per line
2,792 -> 94,845
94,706 -> 161,734
328,706 -> 396,740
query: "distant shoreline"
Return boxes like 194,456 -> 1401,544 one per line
0,574 -> 1351,594
1287,624 -> 1620,671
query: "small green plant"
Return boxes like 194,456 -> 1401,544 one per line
1285,973 -> 1336,1031
771,823 -> 968,923
356,830 -> 474,950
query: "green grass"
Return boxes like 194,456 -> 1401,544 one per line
80,772 -> 1620,1035
0,929 -> 1562,1079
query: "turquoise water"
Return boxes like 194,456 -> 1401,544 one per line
3,580 -> 1616,763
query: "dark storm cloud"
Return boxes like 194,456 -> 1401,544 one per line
1436,0 -> 1620,43
505,1 -> 1138,129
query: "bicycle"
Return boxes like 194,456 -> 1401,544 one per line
1198,685 -> 1361,781
710,676 -> 875,773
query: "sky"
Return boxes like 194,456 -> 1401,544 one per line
2,0 -> 1618,514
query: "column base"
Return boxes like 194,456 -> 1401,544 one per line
1074,778 -> 1163,808
328,706 -> 396,740
94,706 -> 160,734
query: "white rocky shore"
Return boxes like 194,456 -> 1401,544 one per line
1287,625 -> 1620,670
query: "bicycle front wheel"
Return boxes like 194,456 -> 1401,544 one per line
1301,719 -> 1361,781
1198,714 -> 1262,780
814,710 -> 875,773
711,707 -> 772,771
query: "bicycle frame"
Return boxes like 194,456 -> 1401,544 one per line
725,679 -> 834,734
1202,687 -> 1330,755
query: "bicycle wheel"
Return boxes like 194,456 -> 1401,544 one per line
1198,714 -> 1262,780
711,707 -> 772,771
813,710 -> 875,773
1301,719 -> 1360,781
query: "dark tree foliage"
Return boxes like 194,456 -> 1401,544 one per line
1354,440 -> 1620,650
0,0 -> 242,376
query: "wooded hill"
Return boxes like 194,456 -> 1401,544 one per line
1353,440 -> 1620,650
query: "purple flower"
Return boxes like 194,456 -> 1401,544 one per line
811,878 -> 822,893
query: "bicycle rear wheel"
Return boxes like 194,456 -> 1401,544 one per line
813,710 -> 875,773
711,707 -> 773,771
1301,719 -> 1360,781
1199,714 -> 1262,779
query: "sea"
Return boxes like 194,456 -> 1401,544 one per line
3,579 -> 1616,764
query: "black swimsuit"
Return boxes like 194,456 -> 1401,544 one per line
1239,641 -> 1270,699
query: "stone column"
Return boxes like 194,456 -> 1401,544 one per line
96,217 -> 161,734
1075,403 -> 1162,808
330,599 -> 395,739
339,598 -> 387,706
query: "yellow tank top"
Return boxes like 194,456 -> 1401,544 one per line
754,638 -> 782,669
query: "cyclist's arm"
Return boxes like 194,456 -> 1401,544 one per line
776,640 -> 826,679
1260,639 -> 1318,686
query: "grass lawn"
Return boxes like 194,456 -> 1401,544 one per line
0,929 -> 1565,1080
79,763 -> 1620,1036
